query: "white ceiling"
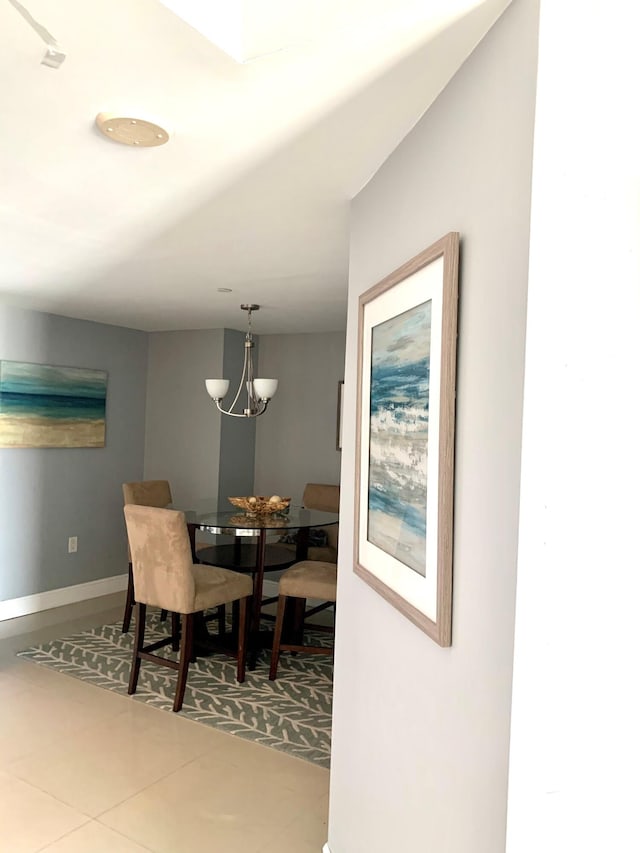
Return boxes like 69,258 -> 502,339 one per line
0,0 -> 511,334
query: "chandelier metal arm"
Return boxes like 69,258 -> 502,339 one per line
225,336 -> 251,414
214,398 -> 270,418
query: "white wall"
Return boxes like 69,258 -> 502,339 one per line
506,1 -> 640,850
254,332 -> 345,504
327,1 -> 538,851
144,329 -> 224,504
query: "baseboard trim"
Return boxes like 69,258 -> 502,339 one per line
1,576 -> 324,623
0,574 -> 128,622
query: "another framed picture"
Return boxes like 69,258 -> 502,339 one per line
354,232 -> 459,646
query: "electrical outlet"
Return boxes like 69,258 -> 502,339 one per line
68,536 -> 78,553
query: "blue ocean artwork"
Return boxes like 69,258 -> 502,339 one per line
367,301 -> 431,576
0,360 -> 107,448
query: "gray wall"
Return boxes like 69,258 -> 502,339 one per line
0,306 -> 147,600
144,328 -> 343,511
254,332 -> 345,505
144,329 -> 224,505
217,329 -> 257,506
327,1 -> 538,851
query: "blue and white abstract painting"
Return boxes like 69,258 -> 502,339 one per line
367,301 -> 431,576
0,360 -> 107,448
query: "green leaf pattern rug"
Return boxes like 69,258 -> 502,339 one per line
17,611 -> 333,768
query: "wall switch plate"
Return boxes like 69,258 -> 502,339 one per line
68,536 -> 78,553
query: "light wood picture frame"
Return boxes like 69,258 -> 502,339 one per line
336,380 -> 344,451
354,232 -> 459,646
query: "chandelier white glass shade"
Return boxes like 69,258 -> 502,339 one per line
205,304 -> 278,418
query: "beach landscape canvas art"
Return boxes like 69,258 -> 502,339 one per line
368,301 -> 431,576
0,360 -> 107,448
355,232 -> 459,646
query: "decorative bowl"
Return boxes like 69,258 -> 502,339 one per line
228,496 -> 291,515
228,513 -> 290,528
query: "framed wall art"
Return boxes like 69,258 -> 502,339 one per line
354,232 -> 459,646
0,360 -> 108,449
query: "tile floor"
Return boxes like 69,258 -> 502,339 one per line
0,594 -> 329,852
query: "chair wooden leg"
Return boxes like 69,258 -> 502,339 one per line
128,602 -> 146,695
269,594 -> 287,681
160,609 -> 168,622
236,597 -> 250,683
171,612 -> 180,652
292,597 -> 306,646
231,599 -> 240,640
217,604 -> 226,636
122,563 -> 135,633
174,613 -> 194,712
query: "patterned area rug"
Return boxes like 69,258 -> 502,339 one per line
17,611 -> 333,768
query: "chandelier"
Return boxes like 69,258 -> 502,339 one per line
205,304 -> 278,418
8,0 -> 66,68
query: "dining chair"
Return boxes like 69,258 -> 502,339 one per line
121,479 -> 211,633
278,483 -> 340,563
269,560 -> 337,681
124,504 -> 253,711
122,480 -> 172,633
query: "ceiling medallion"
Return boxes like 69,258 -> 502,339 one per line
95,113 -> 169,147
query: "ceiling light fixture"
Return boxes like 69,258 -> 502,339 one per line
205,304 -> 277,419
8,0 -> 65,68
95,113 -> 169,147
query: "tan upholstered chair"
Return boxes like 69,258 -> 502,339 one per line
124,505 -> 253,712
269,560 -> 337,681
122,480 -> 173,510
122,480 -> 173,633
121,479 -> 210,632
279,483 -> 340,563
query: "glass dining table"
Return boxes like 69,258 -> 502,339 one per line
176,502 -> 339,661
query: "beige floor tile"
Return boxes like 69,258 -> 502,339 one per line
99,748 -> 326,853
7,701 -> 223,817
1,596 -> 331,852
254,788 -> 329,852
0,667 -> 33,700
257,793 -> 329,852
8,657 -> 133,716
101,800 -> 270,853
0,770 -> 88,853
0,680 -> 120,767
39,820 -> 153,852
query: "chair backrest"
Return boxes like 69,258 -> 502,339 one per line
123,505 -> 196,614
302,483 -> 340,551
302,483 -> 340,513
122,480 -> 172,507
122,481 -> 173,562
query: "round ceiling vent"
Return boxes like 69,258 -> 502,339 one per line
95,113 -> 169,147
